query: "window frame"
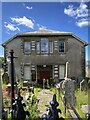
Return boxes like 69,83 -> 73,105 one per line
41,38 -> 49,54
49,41 -> 53,54
59,65 -> 65,80
58,41 -> 65,53
24,65 -> 31,80
24,41 -> 31,55
36,41 -> 40,54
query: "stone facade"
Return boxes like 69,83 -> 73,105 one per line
2,29 -> 87,84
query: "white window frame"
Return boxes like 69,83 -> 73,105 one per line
41,38 -> 48,54
50,41 -> 53,54
59,65 -> 65,80
24,42 -> 31,54
36,41 -> 40,53
24,66 -> 31,80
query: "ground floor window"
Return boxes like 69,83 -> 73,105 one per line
24,66 -> 31,80
59,65 -> 65,80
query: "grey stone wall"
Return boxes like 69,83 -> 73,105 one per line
4,35 -> 85,82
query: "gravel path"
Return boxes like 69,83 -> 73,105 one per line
37,89 -> 53,117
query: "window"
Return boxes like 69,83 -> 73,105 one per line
50,41 -> 53,53
36,41 -> 40,53
41,38 -> 48,53
24,42 -> 31,54
58,41 -> 65,52
24,66 -> 31,80
59,65 -> 65,79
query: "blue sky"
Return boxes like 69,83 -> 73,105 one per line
0,2 -> 90,60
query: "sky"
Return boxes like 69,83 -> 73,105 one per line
0,2 -> 90,61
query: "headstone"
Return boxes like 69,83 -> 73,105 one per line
88,80 -> 90,90
81,105 -> 90,114
2,72 -> 9,84
54,77 -> 59,84
62,79 -> 76,108
80,79 -> 88,91
43,79 -> 45,89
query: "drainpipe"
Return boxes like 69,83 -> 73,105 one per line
65,62 -> 69,80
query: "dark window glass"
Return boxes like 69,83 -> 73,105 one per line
59,41 -> 64,52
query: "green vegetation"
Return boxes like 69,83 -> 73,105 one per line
34,86 -> 42,96
2,83 -> 7,88
27,92 -> 40,120
75,88 -> 88,118
50,87 -> 88,119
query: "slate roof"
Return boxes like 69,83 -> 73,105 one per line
2,29 -> 88,46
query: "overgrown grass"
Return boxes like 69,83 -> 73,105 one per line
75,88 -> 88,118
34,87 -> 42,96
50,87 -> 88,118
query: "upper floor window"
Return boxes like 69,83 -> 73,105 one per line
41,38 -> 48,54
24,42 -> 31,54
36,41 -> 40,53
58,41 -> 65,53
50,41 -> 53,53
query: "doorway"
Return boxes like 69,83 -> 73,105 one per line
37,65 -> 52,84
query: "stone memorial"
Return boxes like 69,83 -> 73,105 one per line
2,72 -> 9,84
80,79 -> 88,91
62,78 -> 76,108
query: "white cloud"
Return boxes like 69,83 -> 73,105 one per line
64,3 -> 89,27
4,23 -> 20,31
26,6 -> 33,10
64,3 -> 88,18
76,3 -> 88,18
10,16 -> 34,29
38,25 -> 47,30
76,18 -> 90,27
64,5 -> 76,17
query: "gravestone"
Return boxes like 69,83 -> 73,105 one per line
62,78 -> 76,108
80,79 -> 88,91
43,79 -> 46,89
2,72 -> 9,84
88,79 -> 90,90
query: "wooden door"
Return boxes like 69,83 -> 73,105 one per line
39,71 -> 50,84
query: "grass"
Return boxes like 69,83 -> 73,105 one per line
75,88 -> 88,118
50,87 -> 88,119
2,83 -> 88,119
34,86 -> 42,96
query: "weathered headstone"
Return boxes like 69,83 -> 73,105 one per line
2,72 -> 9,84
62,79 -> 76,108
80,79 -> 88,91
43,79 -> 45,89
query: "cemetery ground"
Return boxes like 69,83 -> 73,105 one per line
2,82 -> 88,119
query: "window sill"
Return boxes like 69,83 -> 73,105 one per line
59,52 -> 66,55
